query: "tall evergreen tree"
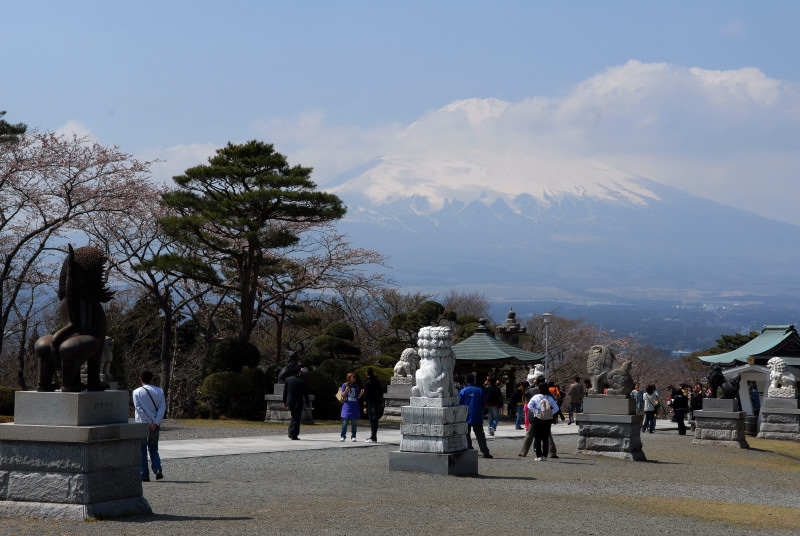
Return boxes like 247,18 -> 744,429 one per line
155,140 -> 346,344
0,111 -> 26,144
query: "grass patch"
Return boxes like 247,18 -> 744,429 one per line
748,437 -> 800,460
611,495 -> 800,531
0,415 -> 12,423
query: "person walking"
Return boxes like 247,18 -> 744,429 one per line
459,374 -> 493,459
549,381 -> 565,422
362,368 -> 384,443
282,365 -> 310,440
689,382 -> 704,424
630,383 -> 644,414
133,370 -> 166,482
642,384 -> 659,433
670,385 -> 689,435
484,376 -> 503,436
510,381 -> 526,429
519,383 -> 559,460
339,372 -> 363,441
566,376 -> 584,424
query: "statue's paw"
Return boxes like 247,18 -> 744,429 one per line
86,382 -> 109,392
36,383 -> 59,393
61,382 -> 87,393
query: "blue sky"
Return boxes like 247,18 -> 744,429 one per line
3,1 -> 800,223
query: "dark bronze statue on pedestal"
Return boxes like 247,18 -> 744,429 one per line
34,245 -> 114,392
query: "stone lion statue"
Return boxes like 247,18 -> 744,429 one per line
393,348 -> 419,378
35,245 -> 114,392
586,345 -> 617,395
411,326 -> 456,398
767,357 -> 796,398
605,359 -> 635,396
527,364 -> 544,385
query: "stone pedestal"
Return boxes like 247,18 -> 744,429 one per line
0,391 -> 151,520
692,398 -> 749,448
575,395 -> 646,461
264,384 -> 314,424
756,398 -> 800,441
390,398 -> 476,475
383,380 -> 413,421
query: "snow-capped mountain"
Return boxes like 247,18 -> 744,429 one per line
325,100 -> 800,304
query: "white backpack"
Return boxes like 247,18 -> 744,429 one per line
536,396 -> 553,420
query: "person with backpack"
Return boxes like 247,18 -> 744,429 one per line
518,382 -> 559,460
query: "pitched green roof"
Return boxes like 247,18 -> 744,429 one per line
452,320 -> 544,364
699,325 -> 800,365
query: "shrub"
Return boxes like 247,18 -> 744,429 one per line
194,402 -> 212,419
197,371 -> 249,417
0,386 -> 17,416
353,366 -> 393,390
318,359 -> 353,385
204,338 -> 260,375
374,355 -> 397,368
303,369 -> 339,420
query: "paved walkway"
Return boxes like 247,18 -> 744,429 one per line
158,419 -> 678,459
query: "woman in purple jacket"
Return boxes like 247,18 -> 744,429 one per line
340,372 -> 363,441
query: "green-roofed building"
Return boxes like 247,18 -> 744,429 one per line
452,318 -> 543,377
699,325 -> 800,367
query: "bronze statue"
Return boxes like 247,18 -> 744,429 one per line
707,364 -> 741,399
35,245 -> 114,392
277,351 -> 301,383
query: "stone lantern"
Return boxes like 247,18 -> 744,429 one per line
496,308 -> 526,346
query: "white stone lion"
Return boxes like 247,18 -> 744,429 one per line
527,364 -> 544,385
767,357 -> 796,398
393,348 -> 419,378
411,326 -> 456,398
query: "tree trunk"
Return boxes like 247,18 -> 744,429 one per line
160,311 -> 174,413
15,318 -> 29,391
273,298 -> 286,364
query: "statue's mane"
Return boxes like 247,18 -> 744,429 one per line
58,246 -> 114,303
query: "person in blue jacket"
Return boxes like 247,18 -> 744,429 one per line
458,374 -> 493,459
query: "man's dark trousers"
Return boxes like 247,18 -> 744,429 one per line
288,404 -> 303,439
466,423 -> 490,456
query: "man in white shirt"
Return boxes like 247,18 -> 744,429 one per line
133,370 -> 166,482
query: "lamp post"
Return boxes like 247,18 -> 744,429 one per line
542,312 -> 552,379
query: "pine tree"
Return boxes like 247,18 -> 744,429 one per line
154,140 -> 346,344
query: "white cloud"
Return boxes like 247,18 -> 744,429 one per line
247,61 -> 800,224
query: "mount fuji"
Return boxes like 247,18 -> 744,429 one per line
324,99 -> 800,306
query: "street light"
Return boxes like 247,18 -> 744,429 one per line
542,312 -> 552,379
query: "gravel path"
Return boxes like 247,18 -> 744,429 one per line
2,424 -> 799,536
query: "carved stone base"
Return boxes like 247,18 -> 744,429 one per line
756,398 -> 800,441
263,389 -> 314,424
575,413 -> 646,461
398,401 -> 468,457
0,391 -> 150,520
388,449 -> 478,475
692,408 -> 749,448
575,396 -> 645,461
383,384 -> 413,421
